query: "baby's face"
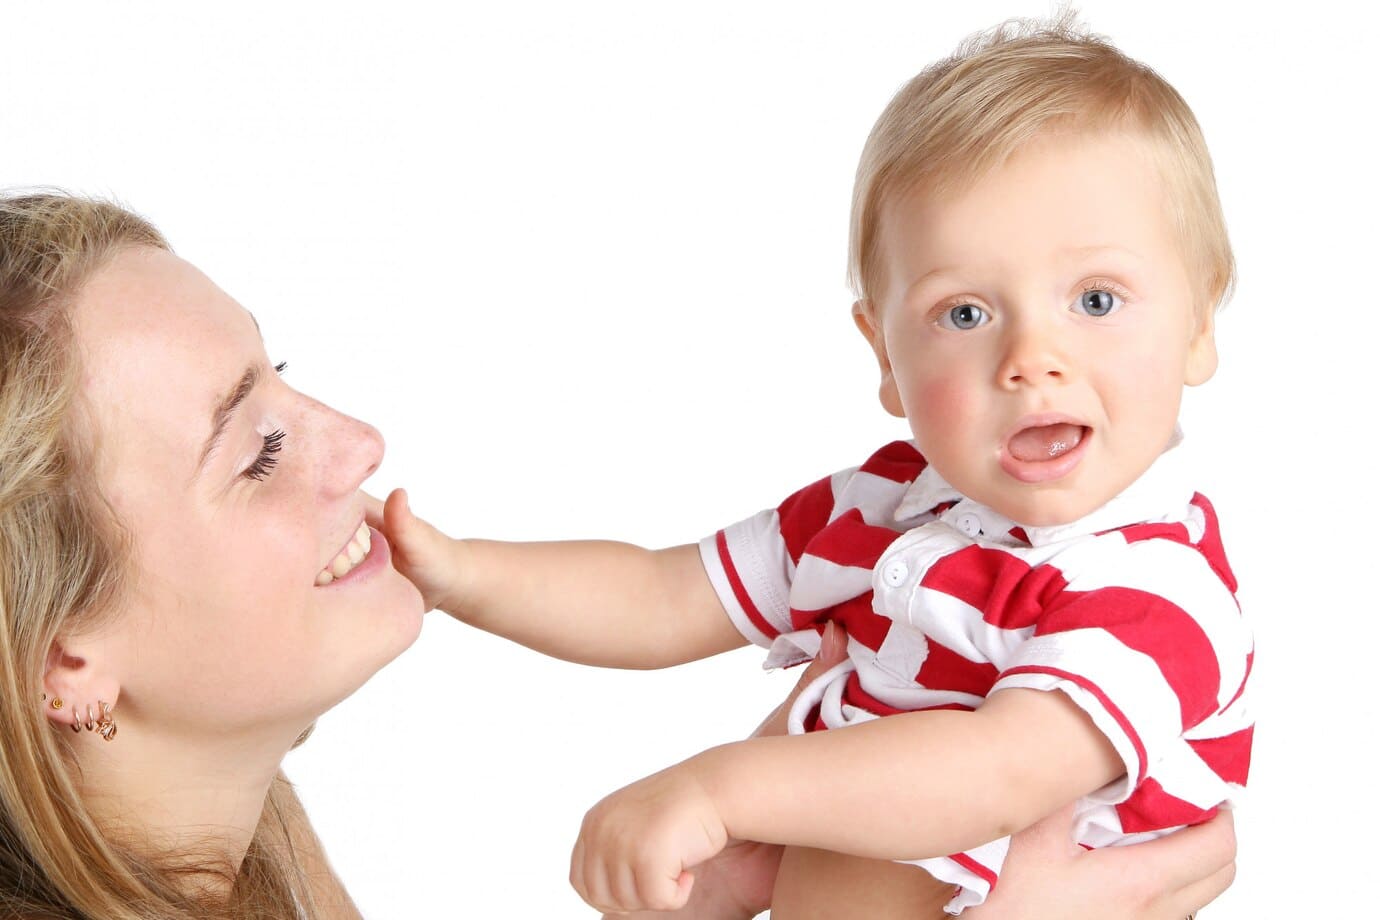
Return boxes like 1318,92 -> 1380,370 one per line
861,130 -> 1217,527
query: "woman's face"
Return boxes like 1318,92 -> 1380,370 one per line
72,247 -> 423,740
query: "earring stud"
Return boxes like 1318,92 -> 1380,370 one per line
50,697 -> 64,710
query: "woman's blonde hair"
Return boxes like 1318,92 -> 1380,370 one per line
848,10 -> 1235,314
0,192 -> 346,919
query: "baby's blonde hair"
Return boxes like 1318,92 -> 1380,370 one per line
848,11 -> 1235,315
0,192 -> 340,919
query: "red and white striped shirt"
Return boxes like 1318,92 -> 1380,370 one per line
698,440 -> 1253,913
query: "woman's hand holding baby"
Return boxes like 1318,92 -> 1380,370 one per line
967,804 -> 1236,920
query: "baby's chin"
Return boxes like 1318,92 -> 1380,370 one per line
960,481 -> 1109,529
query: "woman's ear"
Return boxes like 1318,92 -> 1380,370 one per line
852,300 -> 905,418
42,635 -> 121,732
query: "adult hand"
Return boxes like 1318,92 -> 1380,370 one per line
597,622 -> 847,919
967,803 -> 1236,920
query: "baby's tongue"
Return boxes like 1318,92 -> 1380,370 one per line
1008,423 -> 1083,462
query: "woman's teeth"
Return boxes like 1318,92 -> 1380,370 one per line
315,522 -> 371,586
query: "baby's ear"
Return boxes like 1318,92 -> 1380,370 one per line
852,301 -> 905,418
1184,306 -> 1218,387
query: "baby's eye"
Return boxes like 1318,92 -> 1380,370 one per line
1073,289 -> 1121,317
938,303 -> 990,331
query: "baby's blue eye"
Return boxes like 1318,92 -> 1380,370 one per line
1075,289 -> 1120,317
941,303 -> 989,330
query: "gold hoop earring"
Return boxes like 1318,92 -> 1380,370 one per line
95,701 -> 117,742
83,703 -> 98,732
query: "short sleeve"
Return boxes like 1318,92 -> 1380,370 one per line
990,536 -> 1251,800
698,470 -> 844,648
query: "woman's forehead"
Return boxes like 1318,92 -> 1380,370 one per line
73,248 -> 264,473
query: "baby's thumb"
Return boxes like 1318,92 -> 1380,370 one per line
382,487 -> 413,537
366,488 -> 421,558
672,870 -> 695,909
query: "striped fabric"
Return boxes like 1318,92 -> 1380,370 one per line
698,440 -> 1253,913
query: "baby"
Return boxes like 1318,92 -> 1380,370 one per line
379,15 -> 1253,915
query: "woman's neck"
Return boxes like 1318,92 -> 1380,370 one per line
73,716 -> 303,898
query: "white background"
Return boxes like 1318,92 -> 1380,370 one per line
3,1 -> 1376,916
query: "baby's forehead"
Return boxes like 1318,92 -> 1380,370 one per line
872,131 -> 1201,295
885,132 -> 1169,231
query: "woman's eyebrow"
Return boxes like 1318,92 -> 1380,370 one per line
195,364 -> 261,476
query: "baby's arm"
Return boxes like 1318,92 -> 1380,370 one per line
369,489 -> 746,669
571,687 -> 1122,913
705,688 -> 1121,857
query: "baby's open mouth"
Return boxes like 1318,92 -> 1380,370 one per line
1007,423 -> 1087,462
315,521 -> 372,586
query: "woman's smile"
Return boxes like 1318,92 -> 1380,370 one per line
316,524 -> 390,588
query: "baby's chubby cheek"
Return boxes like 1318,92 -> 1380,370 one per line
903,375 -> 978,451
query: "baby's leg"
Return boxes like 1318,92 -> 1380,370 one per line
770,845 -> 955,919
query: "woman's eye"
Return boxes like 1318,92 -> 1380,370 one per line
242,429 -> 285,481
939,303 -> 990,331
1074,288 -> 1122,317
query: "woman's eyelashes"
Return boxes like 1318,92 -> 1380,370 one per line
242,429 -> 285,481
238,360 -> 291,481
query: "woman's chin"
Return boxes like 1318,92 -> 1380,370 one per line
305,579 -> 426,716
354,582 -> 427,677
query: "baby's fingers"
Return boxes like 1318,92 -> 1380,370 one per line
362,491 -> 386,531
361,488 -> 418,538
630,855 -> 694,913
571,843 -> 632,914
367,488 -> 429,554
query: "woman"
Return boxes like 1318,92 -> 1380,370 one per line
0,192 -> 421,918
0,192 -> 1231,918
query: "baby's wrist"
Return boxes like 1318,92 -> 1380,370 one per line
683,743 -> 747,840
437,537 -> 479,619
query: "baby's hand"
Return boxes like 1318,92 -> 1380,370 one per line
570,764 -> 729,914
363,489 -> 460,612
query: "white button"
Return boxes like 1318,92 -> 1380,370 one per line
955,513 -> 983,537
882,560 -> 908,587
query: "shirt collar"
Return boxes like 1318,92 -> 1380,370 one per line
893,428 -> 1195,546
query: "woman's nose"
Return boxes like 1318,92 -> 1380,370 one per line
316,409 -> 385,498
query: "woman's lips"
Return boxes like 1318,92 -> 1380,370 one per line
1000,424 -> 1092,483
